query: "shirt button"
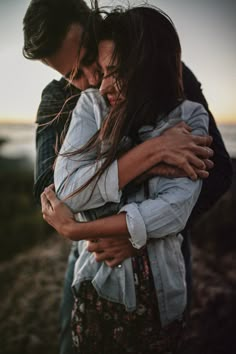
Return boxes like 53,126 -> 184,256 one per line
117,264 -> 122,268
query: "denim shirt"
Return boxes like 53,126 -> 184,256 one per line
54,89 -> 209,326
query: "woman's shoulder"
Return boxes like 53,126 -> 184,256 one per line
81,88 -> 105,102
73,88 -> 107,111
79,89 -> 108,112
82,87 -> 100,96
178,99 -> 209,132
180,99 -> 208,116
160,100 -> 208,127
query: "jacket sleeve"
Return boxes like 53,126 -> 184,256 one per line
54,90 -> 121,213
182,63 -> 233,220
33,80 -> 79,204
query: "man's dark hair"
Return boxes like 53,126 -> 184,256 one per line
23,0 -> 98,60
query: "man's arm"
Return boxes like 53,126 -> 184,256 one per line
34,78 -> 80,203
182,62 -> 233,218
55,91 -> 212,213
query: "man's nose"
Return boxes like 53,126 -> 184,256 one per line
83,66 -> 100,87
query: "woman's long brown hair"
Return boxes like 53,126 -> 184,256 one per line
62,6 -> 185,201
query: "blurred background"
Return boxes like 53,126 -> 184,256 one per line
0,0 -> 235,353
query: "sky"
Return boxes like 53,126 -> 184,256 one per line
0,0 -> 235,124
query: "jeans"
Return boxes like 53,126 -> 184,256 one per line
181,229 -> 192,311
59,242 -> 78,354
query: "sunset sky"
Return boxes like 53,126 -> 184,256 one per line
0,0 -> 235,124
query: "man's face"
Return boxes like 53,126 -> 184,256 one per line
43,23 -> 100,90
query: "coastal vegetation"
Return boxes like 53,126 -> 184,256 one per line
0,155 -> 53,261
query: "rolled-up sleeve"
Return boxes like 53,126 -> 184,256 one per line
120,177 -> 202,248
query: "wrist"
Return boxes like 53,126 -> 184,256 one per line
63,218 -> 81,240
148,136 -> 164,165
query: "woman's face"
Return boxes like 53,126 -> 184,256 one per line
98,40 -> 125,106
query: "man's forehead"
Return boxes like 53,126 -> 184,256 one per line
66,23 -> 84,44
42,26 -> 87,75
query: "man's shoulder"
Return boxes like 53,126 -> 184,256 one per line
180,99 -> 206,114
37,78 -> 80,124
41,78 -> 69,98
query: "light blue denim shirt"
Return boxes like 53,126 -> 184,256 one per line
54,88 -> 209,326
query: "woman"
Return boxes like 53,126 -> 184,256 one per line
42,6 -> 209,353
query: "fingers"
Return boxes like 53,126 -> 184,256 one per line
87,237 -> 136,265
87,240 -> 102,252
41,192 -> 52,213
205,135 -> 213,146
173,121 -> 192,132
94,252 -> 108,263
194,169 -> 209,179
105,258 -> 123,268
87,237 -> 127,252
174,156 -> 213,180
192,159 -> 214,179
41,192 -> 48,210
203,159 -> 214,170
163,122 -> 192,137
105,247 -> 137,267
43,187 -> 60,208
87,238 -> 121,253
193,145 -> 214,159
193,135 -> 213,147
180,162 -> 198,181
182,122 -> 192,132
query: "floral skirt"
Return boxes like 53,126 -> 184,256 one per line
71,248 -> 185,354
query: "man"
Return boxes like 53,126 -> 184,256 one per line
23,0 -> 233,353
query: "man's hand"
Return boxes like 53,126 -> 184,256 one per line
134,158 -> 214,184
41,184 -> 75,237
87,237 -> 137,268
157,122 -> 214,180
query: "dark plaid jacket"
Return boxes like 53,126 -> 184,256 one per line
34,78 -> 80,201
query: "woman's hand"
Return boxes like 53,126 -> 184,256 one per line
87,237 -> 137,267
41,185 -> 75,238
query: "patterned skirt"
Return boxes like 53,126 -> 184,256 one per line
71,248 -> 185,354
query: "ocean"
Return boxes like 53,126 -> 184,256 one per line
0,122 -> 236,164
0,123 -> 36,163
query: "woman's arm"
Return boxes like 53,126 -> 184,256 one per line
42,177 -> 200,245
55,90 -> 213,212
41,187 -> 129,239
43,101 -> 209,247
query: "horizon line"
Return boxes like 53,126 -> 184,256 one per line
0,116 -> 236,125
